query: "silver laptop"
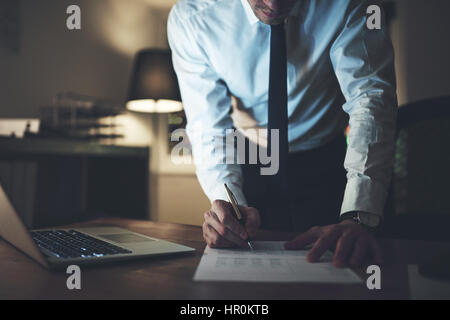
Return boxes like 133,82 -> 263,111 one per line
0,184 -> 194,270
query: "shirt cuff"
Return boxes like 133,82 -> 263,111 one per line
340,175 -> 387,218
209,182 -> 248,207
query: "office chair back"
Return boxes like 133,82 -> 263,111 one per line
383,96 -> 450,242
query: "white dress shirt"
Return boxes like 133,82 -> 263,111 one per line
167,0 -> 397,218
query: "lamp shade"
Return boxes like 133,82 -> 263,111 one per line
126,49 -> 182,113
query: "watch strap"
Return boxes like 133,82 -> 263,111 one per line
340,212 -> 381,233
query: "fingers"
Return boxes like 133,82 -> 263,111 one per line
203,200 -> 262,249
204,211 -> 248,248
369,238 -> 384,266
284,222 -> 384,269
307,227 -> 342,262
202,221 -> 234,248
211,200 -> 248,239
348,234 -> 383,267
242,207 -> 261,237
284,227 -> 319,250
333,232 -> 355,268
349,238 -> 369,267
335,234 -> 384,268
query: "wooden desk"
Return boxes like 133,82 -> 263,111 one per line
1,218 -> 449,300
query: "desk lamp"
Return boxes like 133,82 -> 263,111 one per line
126,49 -> 182,113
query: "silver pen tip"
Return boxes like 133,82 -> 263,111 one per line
248,241 -> 254,251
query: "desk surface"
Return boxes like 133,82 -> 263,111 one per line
1,218 -> 449,300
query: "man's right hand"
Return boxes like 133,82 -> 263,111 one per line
202,200 -> 261,248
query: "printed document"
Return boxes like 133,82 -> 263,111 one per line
194,241 -> 362,283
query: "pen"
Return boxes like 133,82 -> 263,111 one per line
223,184 -> 254,251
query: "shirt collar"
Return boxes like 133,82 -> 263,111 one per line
240,0 -> 302,25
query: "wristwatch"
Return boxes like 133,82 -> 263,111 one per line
341,212 -> 381,232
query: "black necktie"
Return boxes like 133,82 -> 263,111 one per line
268,24 -> 290,228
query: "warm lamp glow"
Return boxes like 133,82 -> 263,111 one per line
126,49 -> 182,114
126,99 -> 183,113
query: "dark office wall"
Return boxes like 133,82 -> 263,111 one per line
0,0 -> 210,226
1,0 -> 450,115
391,0 -> 450,105
0,0 -> 170,118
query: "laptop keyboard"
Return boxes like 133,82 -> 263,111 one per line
30,230 -> 132,259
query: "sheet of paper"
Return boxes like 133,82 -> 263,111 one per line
194,241 -> 362,283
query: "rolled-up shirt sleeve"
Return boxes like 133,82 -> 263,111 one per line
330,0 -> 398,218
167,8 -> 248,206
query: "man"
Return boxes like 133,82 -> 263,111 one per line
168,0 -> 397,267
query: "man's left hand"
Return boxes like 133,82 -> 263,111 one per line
284,220 -> 384,268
